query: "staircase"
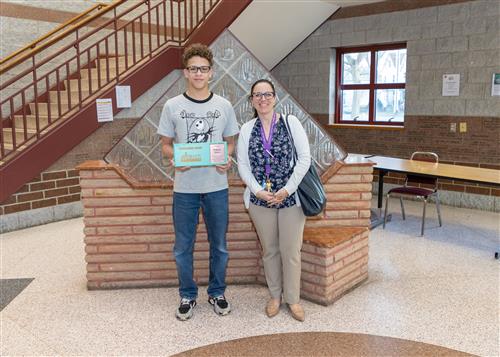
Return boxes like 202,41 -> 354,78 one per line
0,0 -> 251,203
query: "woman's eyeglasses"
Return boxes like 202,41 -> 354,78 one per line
252,92 -> 275,100
186,65 -> 211,73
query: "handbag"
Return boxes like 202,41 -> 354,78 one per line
284,115 -> 327,216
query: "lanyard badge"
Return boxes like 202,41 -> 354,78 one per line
260,113 -> 277,193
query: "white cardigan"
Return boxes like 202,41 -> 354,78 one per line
237,114 -> 311,209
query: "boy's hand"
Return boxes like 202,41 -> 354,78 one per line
215,156 -> 232,173
170,159 -> 191,172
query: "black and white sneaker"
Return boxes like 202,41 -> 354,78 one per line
208,295 -> 231,316
176,298 -> 196,321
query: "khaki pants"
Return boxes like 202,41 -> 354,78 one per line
249,203 -> 306,304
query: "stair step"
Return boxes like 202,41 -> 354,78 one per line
29,103 -> 69,117
65,78 -> 104,92
97,57 -> 131,70
80,67 -> 121,80
2,127 -> 36,143
2,142 -> 14,151
49,90 -> 90,104
13,115 -> 50,130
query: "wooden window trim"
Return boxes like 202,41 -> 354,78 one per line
335,42 -> 407,126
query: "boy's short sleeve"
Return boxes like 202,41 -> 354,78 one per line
157,102 -> 175,138
223,103 -> 239,137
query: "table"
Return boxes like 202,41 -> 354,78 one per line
367,155 -> 500,258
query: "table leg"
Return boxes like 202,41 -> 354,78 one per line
370,170 -> 390,229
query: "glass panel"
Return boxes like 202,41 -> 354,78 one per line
375,89 -> 405,122
341,89 -> 369,121
376,48 -> 406,84
106,30 -> 348,181
342,52 -> 370,84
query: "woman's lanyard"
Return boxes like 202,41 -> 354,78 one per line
260,112 -> 277,192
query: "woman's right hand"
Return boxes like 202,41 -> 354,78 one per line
255,190 -> 274,203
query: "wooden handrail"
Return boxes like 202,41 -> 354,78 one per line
0,3 -> 105,67
0,0 -> 128,74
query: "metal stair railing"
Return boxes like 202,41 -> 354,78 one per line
0,0 -> 221,161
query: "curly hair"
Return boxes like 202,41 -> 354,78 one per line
182,43 -> 213,68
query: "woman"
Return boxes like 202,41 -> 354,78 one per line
237,79 -> 311,321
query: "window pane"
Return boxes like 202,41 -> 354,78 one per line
376,48 -> 406,83
341,90 -> 369,121
375,89 -> 405,122
342,52 -> 370,84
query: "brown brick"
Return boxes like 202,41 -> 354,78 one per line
30,181 -> 56,191
84,227 -> 97,235
95,206 -> 165,216
42,171 -> 67,180
439,183 -> 465,192
79,171 -> 93,178
0,206 -> 3,215
32,198 -> 57,209
384,177 -> 404,185
57,194 -> 81,204
98,244 -> 149,253
87,271 -> 150,281
93,170 -> 120,179
4,202 -> 31,214
56,178 -> 80,188
492,189 -> 500,197
45,187 -> 69,198
336,166 -> 373,175
83,197 -> 151,207
17,191 -> 44,202
85,215 -> 168,226
326,192 -> 361,201
465,186 -> 491,195
69,186 -> 82,194
97,226 -> 133,235
67,169 -> 80,177
80,179 -> 130,189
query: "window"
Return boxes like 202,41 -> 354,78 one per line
334,43 -> 406,126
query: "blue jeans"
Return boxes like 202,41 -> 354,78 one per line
172,189 -> 229,300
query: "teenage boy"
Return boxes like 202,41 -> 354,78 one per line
157,43 -> 239,321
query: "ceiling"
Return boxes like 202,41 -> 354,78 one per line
229,0 -> 385,69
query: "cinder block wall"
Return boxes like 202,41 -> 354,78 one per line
79,158 -> 373,289
271,0 -> 500,210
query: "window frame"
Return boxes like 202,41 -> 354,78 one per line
334,42 -> 407,126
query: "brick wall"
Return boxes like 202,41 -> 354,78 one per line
301,227 -> 369,306
79,158 -> 373,289
0,169 -> 81,216
313,114 -> 500,199
0,119 -> 138,219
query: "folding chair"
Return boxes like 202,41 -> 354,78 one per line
383,152 -> 442,236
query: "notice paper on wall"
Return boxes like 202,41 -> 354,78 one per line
442,74 -> 460,96
115,85 -> 132,108
96,98 -> 113,122
491,73 -> 500,96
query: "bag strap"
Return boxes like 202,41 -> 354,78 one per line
284,114 -> 298,165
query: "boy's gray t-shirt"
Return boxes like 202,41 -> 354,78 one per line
157,92 -> 239,193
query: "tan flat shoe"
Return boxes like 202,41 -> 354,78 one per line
265,298 -> 281,318
288,303 -> 305,322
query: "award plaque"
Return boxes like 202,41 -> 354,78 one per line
173,142 -> 228,167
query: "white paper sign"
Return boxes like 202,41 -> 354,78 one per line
115,85 -> 132,108
442,74 -> 460,96
96,98 -> 113,122
491,73 -> 500,96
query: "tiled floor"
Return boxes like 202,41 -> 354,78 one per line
1,199 -> 499,356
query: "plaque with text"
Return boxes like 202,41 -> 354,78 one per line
173,142 -> 228,167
